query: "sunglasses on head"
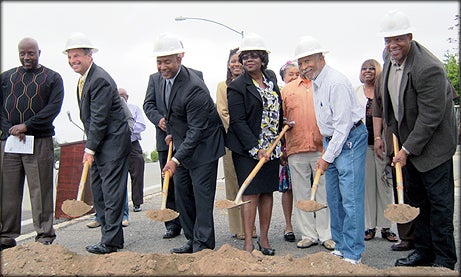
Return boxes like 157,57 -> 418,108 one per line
241,52 -> 260,60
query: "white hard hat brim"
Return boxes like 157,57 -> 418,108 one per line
292,49 -> 328,61
153,50 -> 185,57
237,47 -> 271,54
376,28 -> 413,37
62,46 -> 99,55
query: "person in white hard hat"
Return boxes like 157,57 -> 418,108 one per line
146,32 -> 225,254
0,37 -> 64,250
294,35 -> 367,264
377,10 -> 457,270
63,32 -> 132,254
226,33 -> 283,256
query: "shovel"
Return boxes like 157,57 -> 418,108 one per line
215,124 -> 290,209
383,134 -> 419,223
146,141 -> 180,222
61,161 -> 93,218
295,168 -> 327,212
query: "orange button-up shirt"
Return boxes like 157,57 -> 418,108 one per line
281,77 -> 323,156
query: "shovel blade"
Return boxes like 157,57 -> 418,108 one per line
214,199 -> 251,209
295,200 -> 327,212
384,203 -> 420,224
61,199 -> 92,218
146,209 -> 180,222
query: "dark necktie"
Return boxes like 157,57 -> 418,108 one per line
164,79 -> 172,107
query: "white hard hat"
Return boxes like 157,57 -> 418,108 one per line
153,33 -> 185,57
237,33 -> 270,54
292,36 -> 328,61
377,10 -> 414,37
62,32 -> 98,54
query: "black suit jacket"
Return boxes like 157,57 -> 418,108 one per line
226,69 -> 283,156
164,65 -> 225,169
382,41 -> 457,172
78,63 -> 131,163
144,69 -> 203,152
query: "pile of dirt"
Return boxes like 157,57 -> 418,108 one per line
1,242 -> 458,276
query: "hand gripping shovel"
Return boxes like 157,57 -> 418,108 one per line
215,124 -> 290,209
146,141 -> 180,221
295,168 -> 327,212
383,134 -> 419,223
61,161 -> 93,218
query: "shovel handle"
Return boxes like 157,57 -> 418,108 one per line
309,169 -> 323,201
234,124 -> 290,203
161,141 -> 174,210
76,161 -> 90,201
392,134 -> 404,204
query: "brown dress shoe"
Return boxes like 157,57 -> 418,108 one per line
391,240 -> 415,251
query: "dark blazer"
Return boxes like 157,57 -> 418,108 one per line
382,41 -> 457,172
78,63 -> 131,163
165,65 -> 225,169
226,69 -> 283,156
144,69 -> 203,152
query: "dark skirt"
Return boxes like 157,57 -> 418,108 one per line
232,152 -> 279,195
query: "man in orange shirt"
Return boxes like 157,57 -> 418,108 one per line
281,71 -> 334,251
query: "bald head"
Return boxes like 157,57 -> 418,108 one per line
118,88 -> 128,102
18,37 -> 41,71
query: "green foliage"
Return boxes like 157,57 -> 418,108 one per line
444,52 -> 460,105
150,150 -> 159,163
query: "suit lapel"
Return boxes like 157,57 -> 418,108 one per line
244,73 -> 262,103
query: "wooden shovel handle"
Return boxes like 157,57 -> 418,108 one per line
161,141 -> 174,210
392,134 -> 404,204
234,124 -> 290,202
76,161 -> 90,201
309,169 -> 323,201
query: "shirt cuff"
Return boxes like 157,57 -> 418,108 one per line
172,157 -> 180,165
84,148 -> 95,155
402,146 -> 410,155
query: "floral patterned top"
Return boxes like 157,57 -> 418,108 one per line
248,75 -> 282,160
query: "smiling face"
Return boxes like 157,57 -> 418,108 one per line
18,38 -> 40,71
156,54 -> 181,79
240,51 -> 262,74
282,66 -> 300,83
360,61 -> 377,84
228,53 -> 243,78
297,53 -> 325,81
384,34 -> 412,65
67,48 -> 93,75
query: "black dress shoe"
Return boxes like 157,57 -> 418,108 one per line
163,229 -> 181,239
391,240 -> 415,251
170,242 -> 193,254
86,242 -> 118,254
395,251 -> 434,267
0,243 -> 16,251
257,240 -> 275,256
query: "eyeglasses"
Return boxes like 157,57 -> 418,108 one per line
241,52 -> 260,60
361,66 -> 376,71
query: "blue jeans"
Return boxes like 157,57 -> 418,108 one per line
324,124 -> 367,260
95,188 -> 129,221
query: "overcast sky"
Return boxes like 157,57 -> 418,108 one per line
1,1 -> 459,153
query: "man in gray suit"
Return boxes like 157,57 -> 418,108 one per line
378,10 -> 457,269
150,33 -> 225,254
63,32 -> 131,254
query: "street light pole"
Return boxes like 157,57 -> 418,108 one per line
175,16 -> 244,38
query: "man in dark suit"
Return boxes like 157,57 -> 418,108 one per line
378,10 -> 457,269
143,64 -> 203,240
150,33 -> 225,253
63,32 -> 131,254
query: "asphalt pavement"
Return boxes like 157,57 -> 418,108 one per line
16,149 -> 460,272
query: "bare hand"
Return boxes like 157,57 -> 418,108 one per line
374,139 -> 385,160
316,157 -> 330,172
165,134 -> 172,146
83,152 -> 94,166
257,149 -> 269,161
162,160 -> 177,177
159,117 -> 167,132
392,149 -> 407,167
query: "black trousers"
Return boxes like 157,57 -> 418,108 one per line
173,159 -> 218,252
128,140 -> 145,206
158,150 -> 181,232
403,158 -> 457,269
91,155 -> 129,249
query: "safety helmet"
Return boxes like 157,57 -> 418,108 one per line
377,10 -> 413,37
62,32 -> 98,54
237,33 -> 270,54
153,33 -> 185,57
292,36 -> 328,61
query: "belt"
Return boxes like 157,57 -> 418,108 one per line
325,121 -> 362,141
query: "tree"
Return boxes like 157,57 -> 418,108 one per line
150,150 -> 159,163
445,52 -> 460,105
